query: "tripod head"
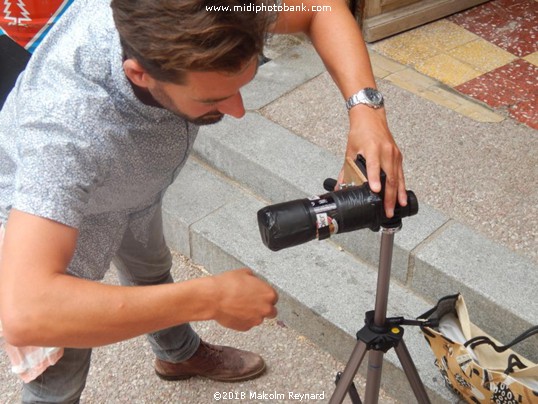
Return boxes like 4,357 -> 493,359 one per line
257,155 -> 419,251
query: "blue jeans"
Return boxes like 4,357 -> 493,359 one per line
21,207 -> 200,403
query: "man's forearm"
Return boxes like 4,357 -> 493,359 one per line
306,0 -> 378,99
2,273 -> 216,347
3,267 -> 277,348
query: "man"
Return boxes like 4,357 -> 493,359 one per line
0,0 -> 407,402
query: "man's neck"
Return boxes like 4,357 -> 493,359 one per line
126,76 -> 163,108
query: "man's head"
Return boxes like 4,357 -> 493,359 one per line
111,0 -> 276,124
111,0 -> 275,83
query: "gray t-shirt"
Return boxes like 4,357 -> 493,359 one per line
0,0 -> 199,280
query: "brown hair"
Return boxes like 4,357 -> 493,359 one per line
111,0 -> 277,83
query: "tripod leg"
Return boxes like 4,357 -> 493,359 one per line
394,340 -> 431,404
336,372 -> 362,404
329,340 -> 368,404
363,350 -> 384,404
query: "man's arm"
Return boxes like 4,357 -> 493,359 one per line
0,210 -> 277,347
270,0 -> 407,217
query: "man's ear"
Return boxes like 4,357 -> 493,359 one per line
123,59 -> 153,88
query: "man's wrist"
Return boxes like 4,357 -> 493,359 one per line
345,88 -> 384,111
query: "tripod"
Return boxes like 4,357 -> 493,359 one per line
329,221 -> 431,404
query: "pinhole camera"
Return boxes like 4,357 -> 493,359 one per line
257,156 -> 418,251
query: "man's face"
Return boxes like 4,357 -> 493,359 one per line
146,58 -> 259,126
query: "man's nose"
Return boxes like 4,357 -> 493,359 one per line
217,92 -> 245,118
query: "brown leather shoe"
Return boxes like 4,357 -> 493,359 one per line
154,340 -> 266,382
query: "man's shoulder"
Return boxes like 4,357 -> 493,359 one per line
15,83 -> 118,127
19,0 -> 118,93
1,82 -> 120,167
9,0 -> 123,131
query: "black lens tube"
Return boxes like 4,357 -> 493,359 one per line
257,185 -> 418,251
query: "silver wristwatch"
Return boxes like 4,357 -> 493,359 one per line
345,88 -> 384,111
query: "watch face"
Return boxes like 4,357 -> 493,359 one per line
365,88 -> 383,104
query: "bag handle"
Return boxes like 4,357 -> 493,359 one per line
464,325 -> 538,353
417,293 -> 460,323
464,326 -> 538,374
505,354 -> 528,374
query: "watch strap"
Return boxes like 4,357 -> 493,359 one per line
345,88 -> 384,111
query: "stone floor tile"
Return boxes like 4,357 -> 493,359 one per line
409,20 -> 479,50
524,51 -> 538,67
448,0 -> 538,57
384,68 -> 438,93
456,59 -> 537,117
415,54 -> 482,87
504,59 -> 538,93
370,34 -> 440,67
448,0 -> 508,30
454,103 -> 506,123
447,39 -> 517,73
509,99 -> 538,130
420,87 -> 463,110
370,21 -> 477,67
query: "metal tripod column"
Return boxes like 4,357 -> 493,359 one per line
363,226 -> 398,404
329,226 -> 399,404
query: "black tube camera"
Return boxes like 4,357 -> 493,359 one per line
257,156 -> 418,251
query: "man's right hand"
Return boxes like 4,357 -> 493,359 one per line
210,268 -> 278,331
